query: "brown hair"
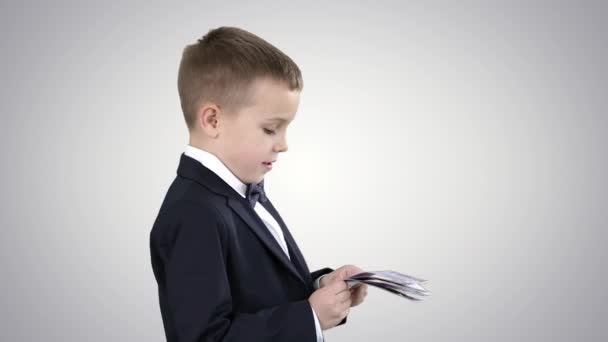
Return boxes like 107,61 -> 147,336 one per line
177,26 -> 304,130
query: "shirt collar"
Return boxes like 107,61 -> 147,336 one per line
184,145 -> 247,198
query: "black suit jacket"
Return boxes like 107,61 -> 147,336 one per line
150,153 -> 344,341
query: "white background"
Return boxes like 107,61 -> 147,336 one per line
1,1 -> 607,341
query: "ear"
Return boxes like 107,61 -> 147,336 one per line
195,103 -> 221,138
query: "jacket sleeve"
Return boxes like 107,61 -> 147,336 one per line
310,268 -> 334,282
158,201 -> 317,342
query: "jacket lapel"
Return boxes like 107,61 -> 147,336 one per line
228,198 -> 306,285
261,200 -> 313,287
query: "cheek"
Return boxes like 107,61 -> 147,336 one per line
224,129 -> 271,164
246,130 -> 274,150
233,139 -> 264,162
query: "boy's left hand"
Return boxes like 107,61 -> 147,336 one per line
319,265 -> 369,307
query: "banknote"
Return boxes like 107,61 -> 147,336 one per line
346,270 -> 430,301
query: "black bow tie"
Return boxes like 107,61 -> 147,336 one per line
246,180 -> 267,208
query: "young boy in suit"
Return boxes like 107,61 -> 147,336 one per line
150,26 -> 368,342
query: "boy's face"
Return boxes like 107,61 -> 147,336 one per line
216,78 -> 300,185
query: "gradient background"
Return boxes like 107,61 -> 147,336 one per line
1,1 -> 607,341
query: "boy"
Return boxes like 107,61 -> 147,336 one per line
150,27 -> 368,342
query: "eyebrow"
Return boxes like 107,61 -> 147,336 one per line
264,118 -> 288,123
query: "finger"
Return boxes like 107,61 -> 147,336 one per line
352,291 -> 366,306
352,284 -> 368,297
340,296 -> 352,307
324,272 -> 341,285
329,279 -> 348,294
335,265 -> 359,281
341,307 -> 351,318
350,295 -> 363,306
343,265 -> 364,278
337,290 -> 351,302
349,282 -> 363,291
350,285 -> 368,306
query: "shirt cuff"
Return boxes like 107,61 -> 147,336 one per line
311,305 -> 324,342
313,274 -> 327,289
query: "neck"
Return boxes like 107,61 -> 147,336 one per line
189,134 -> 215,154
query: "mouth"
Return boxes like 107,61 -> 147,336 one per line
262,160 -> 276,170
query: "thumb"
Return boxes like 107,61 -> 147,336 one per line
328,277 -> 348,293
334,266 -> 351,281
338,265 -> 364,280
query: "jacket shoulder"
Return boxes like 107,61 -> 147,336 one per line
150,176 -> 230,246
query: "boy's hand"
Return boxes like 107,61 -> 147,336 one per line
319,265 -> 369,307
308,280 -> 352,330
347,282 -> 368,307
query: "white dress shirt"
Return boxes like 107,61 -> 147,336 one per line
184,145 -> 325,342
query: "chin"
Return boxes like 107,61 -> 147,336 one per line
242,175 -> 263,185
254,176 -> 265,184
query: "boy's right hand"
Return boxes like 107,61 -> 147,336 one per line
308,279 -> 352,330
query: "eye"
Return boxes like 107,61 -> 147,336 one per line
263,128 -> 276,135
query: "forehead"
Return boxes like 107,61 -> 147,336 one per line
247,78 -> 300,122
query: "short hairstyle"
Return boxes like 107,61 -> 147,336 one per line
177,26 -> 304,130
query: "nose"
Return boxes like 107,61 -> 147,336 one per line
273,135 -> 288,153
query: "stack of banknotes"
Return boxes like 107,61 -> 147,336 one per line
346,270 -> 430,301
